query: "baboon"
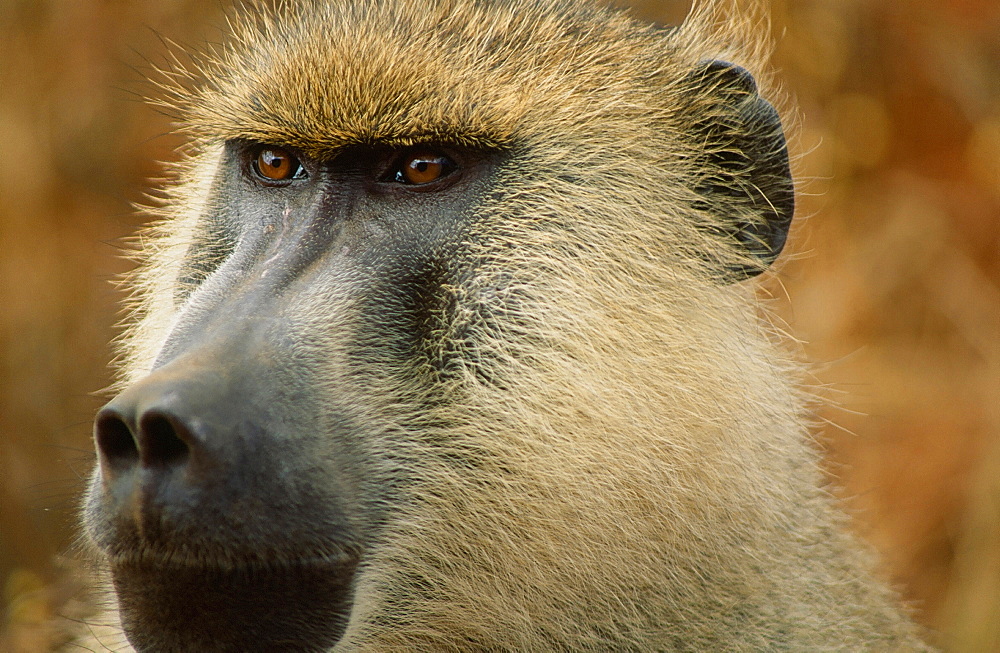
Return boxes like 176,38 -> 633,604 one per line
80,0 -> 931,650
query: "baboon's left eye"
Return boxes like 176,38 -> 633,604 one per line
391,150 -> 457,185
252,146 -> 305,182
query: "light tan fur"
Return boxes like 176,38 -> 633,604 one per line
80,0 -> 931,650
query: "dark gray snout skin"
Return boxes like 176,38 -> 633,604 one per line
90,340 -> 364,650
87,238 -> 368,651
88,309 -> 363,651
84,143 -> 497,651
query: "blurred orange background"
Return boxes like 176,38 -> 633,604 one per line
1,1 -> 997,650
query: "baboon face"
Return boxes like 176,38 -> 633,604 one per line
86,143 -> 500,650
83,1 -> 793,650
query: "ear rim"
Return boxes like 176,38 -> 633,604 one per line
687,59 -> 795,282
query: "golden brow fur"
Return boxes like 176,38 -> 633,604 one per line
80,0 -> 932,650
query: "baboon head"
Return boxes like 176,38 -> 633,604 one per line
82,1 -> 808,651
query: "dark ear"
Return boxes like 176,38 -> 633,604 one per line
687,60 -> 794,280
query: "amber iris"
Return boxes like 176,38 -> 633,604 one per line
399,151 -> 452,185
254,147 -> 299,181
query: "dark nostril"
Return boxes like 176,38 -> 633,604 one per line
140,412 -> 191,467
95,411 -> 139,471
95,404 -> 194,475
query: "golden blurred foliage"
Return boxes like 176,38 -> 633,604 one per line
2,1 -> 998,650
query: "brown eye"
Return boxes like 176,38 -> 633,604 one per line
253,146 -> 303,182
394,150 -> 455,185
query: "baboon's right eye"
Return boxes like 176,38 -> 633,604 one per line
251,146 -> 305,183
